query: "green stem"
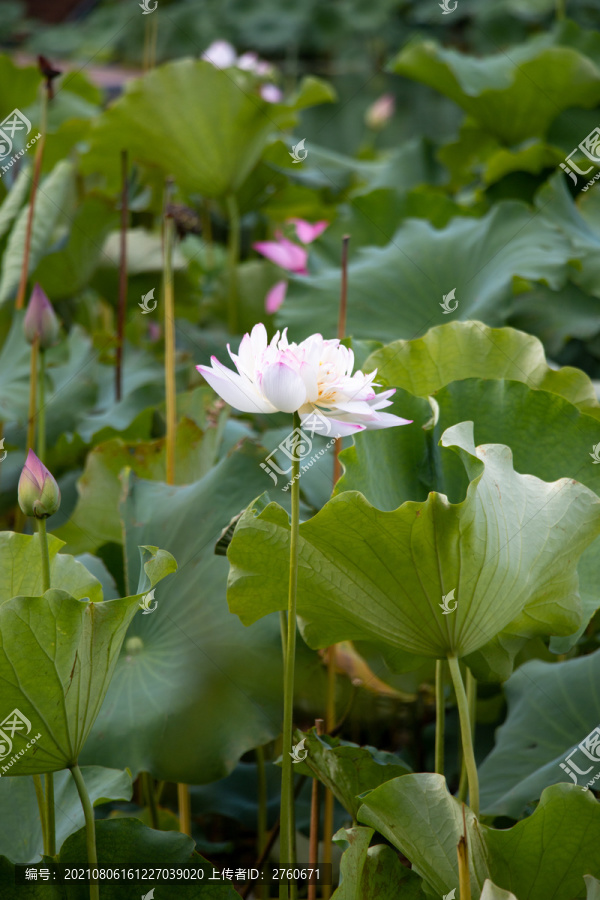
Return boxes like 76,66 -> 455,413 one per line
26,337 -> 39,456
70,764 -> 99,900
37,349 -> 46,463
556,0 -> 566,20
279,411 -> 301,900
435,659 -> 445,775
37,517 -> 51,593
142,772 -> 159,830
45,773 -> 55,856
163,193 -> 176,487
256,745 -> 267,900
37,516 -> 55,852
447,655 -> 479,817
16,86 -> 48,310
226,194 -> 240,335
32,775 -> 48,855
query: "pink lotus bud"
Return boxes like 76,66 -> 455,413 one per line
18,449 -> 61,518
365,94 -> 395,131
23,284 -> 60,349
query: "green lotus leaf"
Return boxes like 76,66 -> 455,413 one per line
358,775 -> 600,900
0,543 -> 176,774
228,421 -> 600,659
331,826 -> 425,900
82,59 -> 334,197
279,202 -> 575,342
389,23 -> 600,143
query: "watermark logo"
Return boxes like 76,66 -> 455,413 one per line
439,0 -> 457,12
443,891 -> 456,900
559,725 -> 600,791
439,589 -> 457,615
289,138 -> 307,163
141,890 -> 156,900
0,109 -> 31,160
440,288 -> 458,314
0,708 -> 31,760
590,442 -> 600,464
260,413 -> 334,490
139,0 -> 158,13
139,589 -> 158,614
290,738 -> 308,763
139,288 -> 157,314
0,438 -> 6,462
560,125 -> 600,189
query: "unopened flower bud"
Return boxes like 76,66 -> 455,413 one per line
24,284 -> 60,349
365,94 -> 395,131
18,449 -> 61,518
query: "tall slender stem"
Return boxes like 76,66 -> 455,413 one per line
70,764 -> 99,900
177,781 -> 191,836
32,775 -> 48,855
435,659 -> 445,775
279,411 -> 301,900
115,149 -> 128,403
226,194 -> 240,335
308,719 -> 323,900
44,773 -> 55,856
447,656 -> 479,816
16,86 -> 48,310
37,349 -> 46,463
142,772 -> 159,830
26,336 -> 39,455
37,517 -> 50,592
163,190 -> 176,487
556,0 -> 566,20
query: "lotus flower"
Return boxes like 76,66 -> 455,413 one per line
365,93 -> 395,130
197,323 -> 412,437
253,234 -> 308,274
23,284 -> 60,349
201,40 -> 237,69
289,219 -> 328,244
18,449 -> 61,518
265,280 -> 287,314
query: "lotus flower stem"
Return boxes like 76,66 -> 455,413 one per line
177,782 -> 191,835
447,655 -> 479,816
308,719 -> 324,900
26,335 -> 39,463
15,81 -> 48,311
226,194 -> 240,334
435,659 -> 445,774
279,411 -> 301,900
457,667 -> 476,803
32,774 -> 48,854
37,349 -> 46,463
45,772 -> 56,856
115,149 -> 128,403
37,517 -> 51,592
556,0 -> 566,20
163,185 -> 176,487
142,772 -> 159,830
70,763 -> 99,900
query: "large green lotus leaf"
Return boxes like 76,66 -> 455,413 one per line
58,818 -> 239,900
478,650 -> 600,817
278,202 -> 574,342
0,55 -> 39,118
331,826 -> 425,900
0,160 -> 76,305
53,418 -> 224,555
227,421 -> 600,659
363,320 -> 599,412
359,776 -> 600,900
292,731 -> 411,819
83,59 -> 334,197
357,773 -> 489,896
0,765 -> 132,864
80,441 -> 318,784
389,25 -> 600,143
0,544 -> 176,774
506,281 -> 600,358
